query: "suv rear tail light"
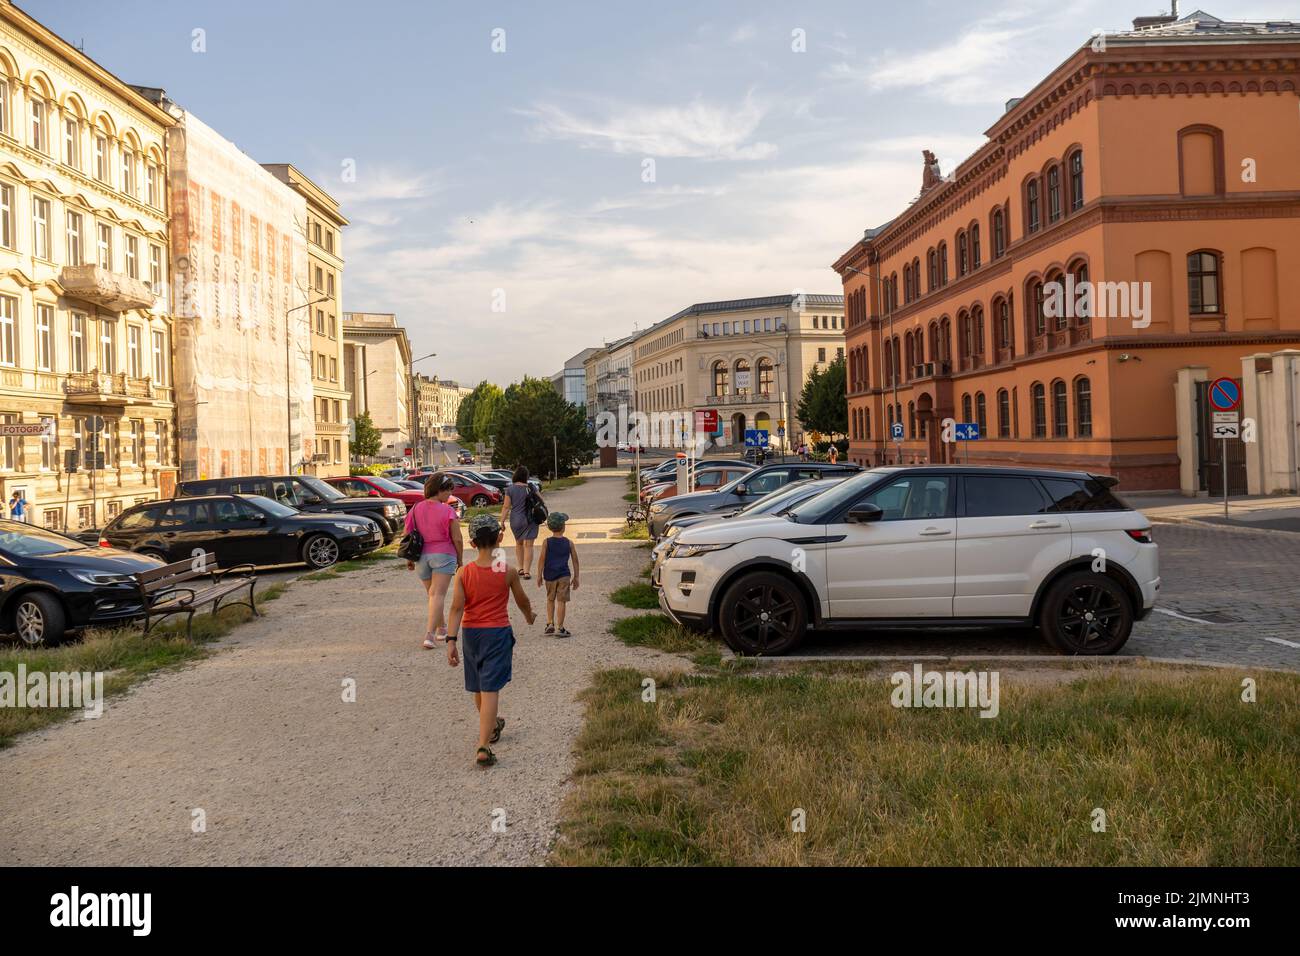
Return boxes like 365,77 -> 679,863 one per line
98,536 -> 111,548
1125,528 -> 1153,543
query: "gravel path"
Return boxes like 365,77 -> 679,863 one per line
0,470 -> 678,866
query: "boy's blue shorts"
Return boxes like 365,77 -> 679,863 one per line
461,625 -> 515,693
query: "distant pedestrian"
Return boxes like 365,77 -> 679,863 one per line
445,514 -> 536,768
500,467 -> 542,579
535,512 -> 579,637
828,444 -> 840,465
9,491 -> 26,523
405,473 -> 463,649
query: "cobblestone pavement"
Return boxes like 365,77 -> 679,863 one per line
797,520 -> 1300,671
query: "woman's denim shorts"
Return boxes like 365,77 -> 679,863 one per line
416,552 -> 458,580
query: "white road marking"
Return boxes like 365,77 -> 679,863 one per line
1152,607 -> 1216,625
1263,637 -> 1300,649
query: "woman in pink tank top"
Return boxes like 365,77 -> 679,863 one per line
404,473 -> 464,648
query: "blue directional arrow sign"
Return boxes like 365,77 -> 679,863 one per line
954,422 -> 980,440
744,429 -> 770,448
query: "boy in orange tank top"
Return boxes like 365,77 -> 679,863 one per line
446,514 -> 536,767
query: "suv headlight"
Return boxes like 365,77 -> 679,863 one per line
336,522 -> 362,533
384,504 -> 401,516
649,503 -> 666,514
669,542 -> 732,560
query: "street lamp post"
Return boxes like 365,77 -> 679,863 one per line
841,264 -> 899,465
408,352 -> 436,466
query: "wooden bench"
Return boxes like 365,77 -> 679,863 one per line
135,553 -> 259,639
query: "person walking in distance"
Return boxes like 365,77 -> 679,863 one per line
445,515 -> 536,768
828,443 -> 839,465
405,473 -> 463,649
499,466 -> 542,579
8,491 -> 26,523
535,512 -> 579,637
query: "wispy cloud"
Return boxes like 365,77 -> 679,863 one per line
334,166 -> 443,203
520,94 -> 777,161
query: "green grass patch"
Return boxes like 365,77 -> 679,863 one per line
552,666 -> 1300,866
623,492 -> 638,503
609,613 -> 712,655
543,476 -> 587,492
610,581 -> 660,609
615,522 -> 649,541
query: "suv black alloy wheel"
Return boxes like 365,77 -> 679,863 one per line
1039,570 -> 1133,654
718,571 -> 807,656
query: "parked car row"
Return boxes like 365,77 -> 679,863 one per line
654,465 -> 1159,658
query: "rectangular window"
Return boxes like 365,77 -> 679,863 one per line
35,303 -> 52,371
121,148 -> 135,195
94,134 -> 108,183
32,197 -> 50,259
130,419 -> 143,464
152,329 -> 166,384
64,117 -> 79,167
0,295 -> 15,366
70,312 -> 88,373
125,235 -> 139,278
65,211 -> 83,265
30,98 -> 44,151
149,244 -> 162,290
99,320 -> 116,374
327,273 -> 335,296
329,356 -> 338,381
97,223 -> 112,270
128,325 -> 142,377
818,347 -> 827,363
146,164 -> 158,207
0,183 -> 11,249
0,412 -> 19,470
154,419 -> 169,465
328,315 -> 336,339
0,80 -> 7,135
41,422 -> 56,470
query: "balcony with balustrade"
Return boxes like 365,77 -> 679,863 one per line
64,371 -> 157,406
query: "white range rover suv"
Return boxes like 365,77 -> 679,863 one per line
657,466 -> 1159,656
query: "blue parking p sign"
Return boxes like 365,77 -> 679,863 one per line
891,422 -> 904,441
954,422 -> 980,440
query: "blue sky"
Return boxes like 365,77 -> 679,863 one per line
24,0 -> 1291,386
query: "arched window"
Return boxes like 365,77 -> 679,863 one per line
904,332 -> 916,377
887,403 -> 894,429
957,230 -> 968,276
893,336 -> 901,383
1069,150 -> 1084,212
1070,261 -> 1090,328
937,242 -> 948,285
972,305 -> 985,356
734,359 -> 751,394
992,208 -> 1006,259
712,361 -> 729,396
1075,377 -> 1092,437
997,389 -> 1010,438
902,263 -> 911,303
757,358 -> 774,395
927,249 -> 937,291
939,317 -> 951,364
1047,270 -> 1067,332
975,392 -> 987,435
1026,180 -> 1040,233
1047,166 -> 1062,223
863,407 -> 870,440
996,298 -> 1012,350
961,393 -> 972,422
912,258 -> 921,298
908,401 -> 916,439
958,310 -> 972,360
1031,383 -> 1047,438
882,339 -> 893,386
928,322 -> 939,366
1052,380 -> 1068,437
970,224 -> 981,270
1188,251 -> 1222,314
1030,279 -> 1046,336
860,347 -> 869,389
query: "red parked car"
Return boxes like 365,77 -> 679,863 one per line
325,474 -> 424,508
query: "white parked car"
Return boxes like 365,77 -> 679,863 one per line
657,466 -> 1159,656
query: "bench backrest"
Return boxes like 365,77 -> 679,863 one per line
136,553 -> 219,593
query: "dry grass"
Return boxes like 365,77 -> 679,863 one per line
551,665 -> 1300,866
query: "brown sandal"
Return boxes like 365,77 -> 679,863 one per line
476,746 -> 496,767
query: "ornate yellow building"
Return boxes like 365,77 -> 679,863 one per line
0,3 -> 175,530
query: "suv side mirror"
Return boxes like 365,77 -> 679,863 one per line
368,490 -> 380,497
735,483 -> 748,496
846,503 -> 884,524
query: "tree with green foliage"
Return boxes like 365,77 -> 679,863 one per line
492,376 -> 597,479
471,384 -> 505,446
456,380 -> 501,445
795,354 -> 847,438
351,410 -> 382,459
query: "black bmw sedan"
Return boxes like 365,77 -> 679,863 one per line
0,519 -> 164,646
100,493 -> 382,571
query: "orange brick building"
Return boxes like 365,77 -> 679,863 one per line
833,11 -> 1300,493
